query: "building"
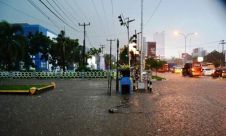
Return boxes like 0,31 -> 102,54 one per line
21,24 -> 57,71
147,42 -> 156,58
192,48 -> 207,58
87,54 -> 105,70
153,31 -> 165,58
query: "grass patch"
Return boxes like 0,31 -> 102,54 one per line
152,76 -> 165,81
0,85 -> 48,90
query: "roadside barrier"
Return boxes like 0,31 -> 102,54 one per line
0,71 -> 114,79
147,79 -> 152,92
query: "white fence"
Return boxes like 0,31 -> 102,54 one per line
0,71 -> 115,79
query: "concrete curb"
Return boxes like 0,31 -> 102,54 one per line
0,82 -> 56,95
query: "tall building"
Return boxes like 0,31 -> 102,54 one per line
142,37 -> 147,56
147,42 -> 156,58
21,24 -> 57,71
192,48 -> 207,58
153,31 -> 165,58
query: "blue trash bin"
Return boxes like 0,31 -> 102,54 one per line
120,76 -> 131,94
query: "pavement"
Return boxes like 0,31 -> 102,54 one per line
0,74 -> 226,136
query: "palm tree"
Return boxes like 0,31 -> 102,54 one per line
0,21 -> 25,71
49,30 -> 80,72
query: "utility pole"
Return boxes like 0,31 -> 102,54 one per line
140,0 -> 144,81
116,39 -> 119,93
107,39 -> 115,96
220,40 -> 226,53
100,45 -> 105,54
79,22 -> 90,67
220,40 -> 226,66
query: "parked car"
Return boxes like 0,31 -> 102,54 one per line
212,68 -> 222,78
202,67 -> 214,76
222,67 -> 226,78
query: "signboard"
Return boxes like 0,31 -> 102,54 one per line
197,57 -> 203,62
147,42 -> 156,58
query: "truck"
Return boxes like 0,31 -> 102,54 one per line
182,62 -> 202,77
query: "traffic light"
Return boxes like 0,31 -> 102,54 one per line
132,34 -> 137,44
118,15 -> 124,26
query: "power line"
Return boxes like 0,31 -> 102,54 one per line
50,0 -> 78,23
71,1 -> 88,21
110,0 -> 114,15
86,34 -> 95,48
190,40 -> 220,47
144,0 -> 162,25
0,1 -> 60,30
39,0 -> 81,32
62,0 -> 83,22
91,0 -> 107,36
26,0 -> 61,29
45,0 -> 66,22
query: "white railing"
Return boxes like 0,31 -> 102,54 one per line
0,71 -> 115,79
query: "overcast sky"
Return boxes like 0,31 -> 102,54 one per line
0,0 -> 226,58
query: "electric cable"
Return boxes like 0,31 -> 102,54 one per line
39,0 -> 81,32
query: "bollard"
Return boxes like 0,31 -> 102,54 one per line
147,79 -> 152,92
133,79 -> 136,91
149,80 -> 152,92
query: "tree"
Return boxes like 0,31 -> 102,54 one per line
87,47 -> 101,58
104,54 -> 115,70
49,30 -> 80,72
145,58 -> 166,76
0,21 -> 25,71
119,45 -> 129,65
204,50 -> 225,67
29,32 -> 53,61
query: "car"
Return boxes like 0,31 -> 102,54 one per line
222,67 -> 226,78
202,67 -> 214,76
182,62 -> 202,77
172,66 -> 182,74
212,68 -> 222,78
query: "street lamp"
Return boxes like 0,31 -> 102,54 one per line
174,31 -> 198,54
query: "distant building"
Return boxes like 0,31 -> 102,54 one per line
87,54 -> 105,70
153,31 -> 165,58
192,48 -> 207,58
142,37 -> 147,56
21,24 -> 57,71
147,42 -> 156,58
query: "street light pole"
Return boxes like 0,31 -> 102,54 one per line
175,32 -> 198,60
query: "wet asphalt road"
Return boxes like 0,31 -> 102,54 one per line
0,73 -> 226,136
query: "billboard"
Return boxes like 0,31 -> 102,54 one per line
147,42 -> 156,58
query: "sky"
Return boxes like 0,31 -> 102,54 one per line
0,0 -> 226,58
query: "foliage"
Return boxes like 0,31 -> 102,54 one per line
0,21 -> 99,72
28,32 -> 53,61
204,50 -> 225,67
49,30 -> 80,72
145,58 -> 166,76
104,54 -> 115,70
152,76 -> 165,81
76,65 -> 91,72
87,47 -> 101,58
119,45 -> 129,65
0,21 -> 26,71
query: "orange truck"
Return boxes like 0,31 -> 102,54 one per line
182,62 -> 202,77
